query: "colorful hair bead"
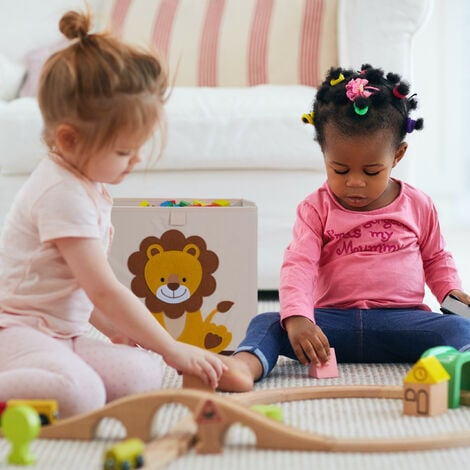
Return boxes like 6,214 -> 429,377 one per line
301,112 -> 314,125
330,73 -> 345,86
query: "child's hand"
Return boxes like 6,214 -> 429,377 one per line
163,343 -> 228,389
284,316 -> 330,366
448,289 -> 470,305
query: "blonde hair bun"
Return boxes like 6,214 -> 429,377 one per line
59,10 -> 91,41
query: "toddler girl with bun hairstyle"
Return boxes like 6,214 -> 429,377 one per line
0,10 -> 250,417
217,64 -> 470,391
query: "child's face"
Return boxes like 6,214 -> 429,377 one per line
322,125 -> 407,211
84,131 -> 152,184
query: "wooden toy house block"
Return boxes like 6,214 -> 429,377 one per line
403,356 -> 450,416
309,348 -> 339,379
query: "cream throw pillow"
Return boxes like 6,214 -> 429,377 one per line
0,54 -> 26,101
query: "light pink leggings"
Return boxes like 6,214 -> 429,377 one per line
0,326 -> 164,418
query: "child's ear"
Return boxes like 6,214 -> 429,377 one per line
55,124 -> 79,153
392,142 -> 408,167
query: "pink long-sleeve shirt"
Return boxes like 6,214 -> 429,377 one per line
280,180 -> 461,324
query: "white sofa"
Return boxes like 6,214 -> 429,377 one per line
0,0 -> 431,290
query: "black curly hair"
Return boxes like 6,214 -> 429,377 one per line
310,64 -> 423,150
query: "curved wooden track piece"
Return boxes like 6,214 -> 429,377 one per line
39,386 -> 470,454
142,415 -> 196,469
232,384 -> 404,405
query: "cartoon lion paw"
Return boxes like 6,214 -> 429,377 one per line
203,325 -> 233,351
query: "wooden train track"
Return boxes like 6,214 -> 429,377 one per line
39,385 -> 470,454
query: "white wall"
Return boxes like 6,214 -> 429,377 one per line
411,0 -> 470,226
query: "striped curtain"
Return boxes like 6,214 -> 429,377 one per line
104,0 -> 338,87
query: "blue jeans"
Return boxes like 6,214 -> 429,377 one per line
235,309 -> 470,380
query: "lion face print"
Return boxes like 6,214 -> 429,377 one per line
144,243 -> 203,305
128,230 -> 219,319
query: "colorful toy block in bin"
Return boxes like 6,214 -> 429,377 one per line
109,198 -> 257,354
139,199 -> 231,207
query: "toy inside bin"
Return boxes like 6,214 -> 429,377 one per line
109,198 -> 258,353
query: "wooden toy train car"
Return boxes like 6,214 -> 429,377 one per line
0,399 -> 58,426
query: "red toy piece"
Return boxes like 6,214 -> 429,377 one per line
309,347 -> 339,378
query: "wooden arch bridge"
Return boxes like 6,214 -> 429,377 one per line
39,385 -> 470,454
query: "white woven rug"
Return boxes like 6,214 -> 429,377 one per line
2,299 -> 470,469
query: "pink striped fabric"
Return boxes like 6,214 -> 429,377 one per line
109,0 -> 132,37
300,0 -> 324,87
248,0 -> 274,86
151,0 -> 180,60
106,0 -> 337,87
199,0 -> 225,86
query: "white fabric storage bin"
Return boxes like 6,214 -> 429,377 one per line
109,198 -> 257,353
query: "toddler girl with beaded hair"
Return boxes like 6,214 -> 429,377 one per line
0,10 -> 251,417
217,64 -> 470,391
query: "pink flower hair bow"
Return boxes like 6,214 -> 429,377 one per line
345,78 -> 379,101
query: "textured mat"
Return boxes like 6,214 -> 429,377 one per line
169,359 -> 470,470
1,357 -> 470,469
2,305 -> 470,469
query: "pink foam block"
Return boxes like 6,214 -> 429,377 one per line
309,347 -> 339,378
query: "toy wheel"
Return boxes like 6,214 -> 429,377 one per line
103,458 -> 115,470
39,413 -> 50,426
120,461 -> 130,470
135,455 -> 144,468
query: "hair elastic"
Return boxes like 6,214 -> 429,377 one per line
353,102 -> 369,116
301,112 -> 314,125
406,117 -> 416,133
330,73 -> 345,86
393,86 -> 407,99
345,78 -> 379,101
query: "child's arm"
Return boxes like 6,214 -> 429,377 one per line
90,309 -> 137,346
54,237 -> 227,388
89,308 -> 117,338
284,315 -> 330,366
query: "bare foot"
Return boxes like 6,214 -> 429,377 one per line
217,353 -> 261,392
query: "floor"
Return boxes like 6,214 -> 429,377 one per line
2,356 -> 469,469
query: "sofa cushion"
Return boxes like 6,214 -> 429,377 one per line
98,0 -> 338,87
0,85 -> 323,175
19,41 -> 67,97
0,54 -> 26,101
0,98 -> 45,175
149,84 -> 323,171
0,0 -> 94,63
